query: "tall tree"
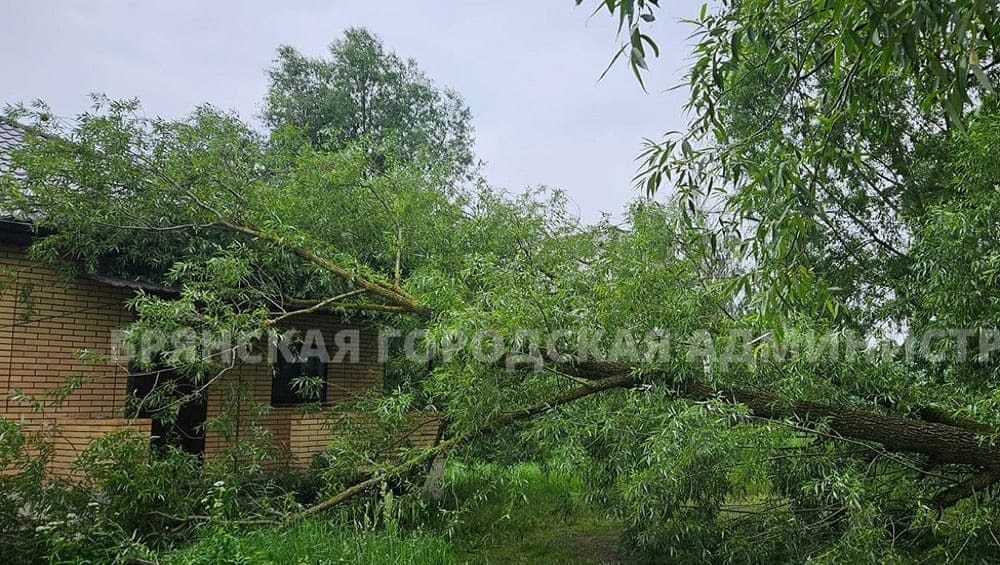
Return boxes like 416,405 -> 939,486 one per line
264,28 -> 475,178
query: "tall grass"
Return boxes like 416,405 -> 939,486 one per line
430,461 -> 589,544
161,462 -> 625,564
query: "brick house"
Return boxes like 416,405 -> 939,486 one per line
0,120 -> 438,477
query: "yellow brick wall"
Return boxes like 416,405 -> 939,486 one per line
286,412 -> 443,467
202,314 -> 387,462
1,241 -> 411,475
1,243 -> 146,476
1,243 -> 134,422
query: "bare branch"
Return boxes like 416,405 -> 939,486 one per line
267,289 -> 368,325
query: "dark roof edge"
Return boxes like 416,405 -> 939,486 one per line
0,219 -> 179,296
84,273 -> 181,296
1,221 -> 363,322
0,218 -> 39,245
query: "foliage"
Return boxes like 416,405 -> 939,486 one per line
4,7 -> 1000,562
576,0 -> 1000,560
0,418 -> 327,563
264,27 -> 475,180
592,0 -> 1000,327
1,421 -> 165,563
164,462 -> 621,565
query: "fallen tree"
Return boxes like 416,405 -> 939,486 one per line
291,353 -> 1000,521
170,194 -> 1000,474
557,356 -> 1000,469
8,93 -> 1000,559
110,171 -> 1000,515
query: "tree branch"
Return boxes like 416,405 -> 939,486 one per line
128,152 -> 433,320
267,289 -> 368,325
286,371 -> 642,522
930,470 -> 1000,511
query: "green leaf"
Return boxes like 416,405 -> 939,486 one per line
971,62 -> 995,94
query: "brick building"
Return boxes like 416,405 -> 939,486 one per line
0,120 -> 439,477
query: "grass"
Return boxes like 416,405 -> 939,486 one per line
437,462 -> 624,563
460,513 -> 623,564
160,462 -> 628,564
164,521 -> 456,564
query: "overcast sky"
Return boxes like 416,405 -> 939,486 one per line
1,1 -> 702,224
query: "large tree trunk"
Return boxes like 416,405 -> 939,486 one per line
548,356 -> 1000,469
684,382 -> 1000,468
290,361 -> 1000,520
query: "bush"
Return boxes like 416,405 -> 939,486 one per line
1,423 -> 206,563
0,417 -> 300,561
75,432 -> 207,544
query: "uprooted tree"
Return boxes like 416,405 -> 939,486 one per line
3,2 -> 1000,560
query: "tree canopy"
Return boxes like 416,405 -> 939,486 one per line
264,28 -> 475,179
3,9 -> 1000,562
598,0 -> 1000,326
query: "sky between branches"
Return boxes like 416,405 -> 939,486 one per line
1,0 -> 703,223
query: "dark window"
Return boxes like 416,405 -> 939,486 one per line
125,366 -> 174,419
125,365 -> 207,456
272,354 -> 328,405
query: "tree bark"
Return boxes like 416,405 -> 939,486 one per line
695,384 -> 1000,468
930,470 -> 1000,510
